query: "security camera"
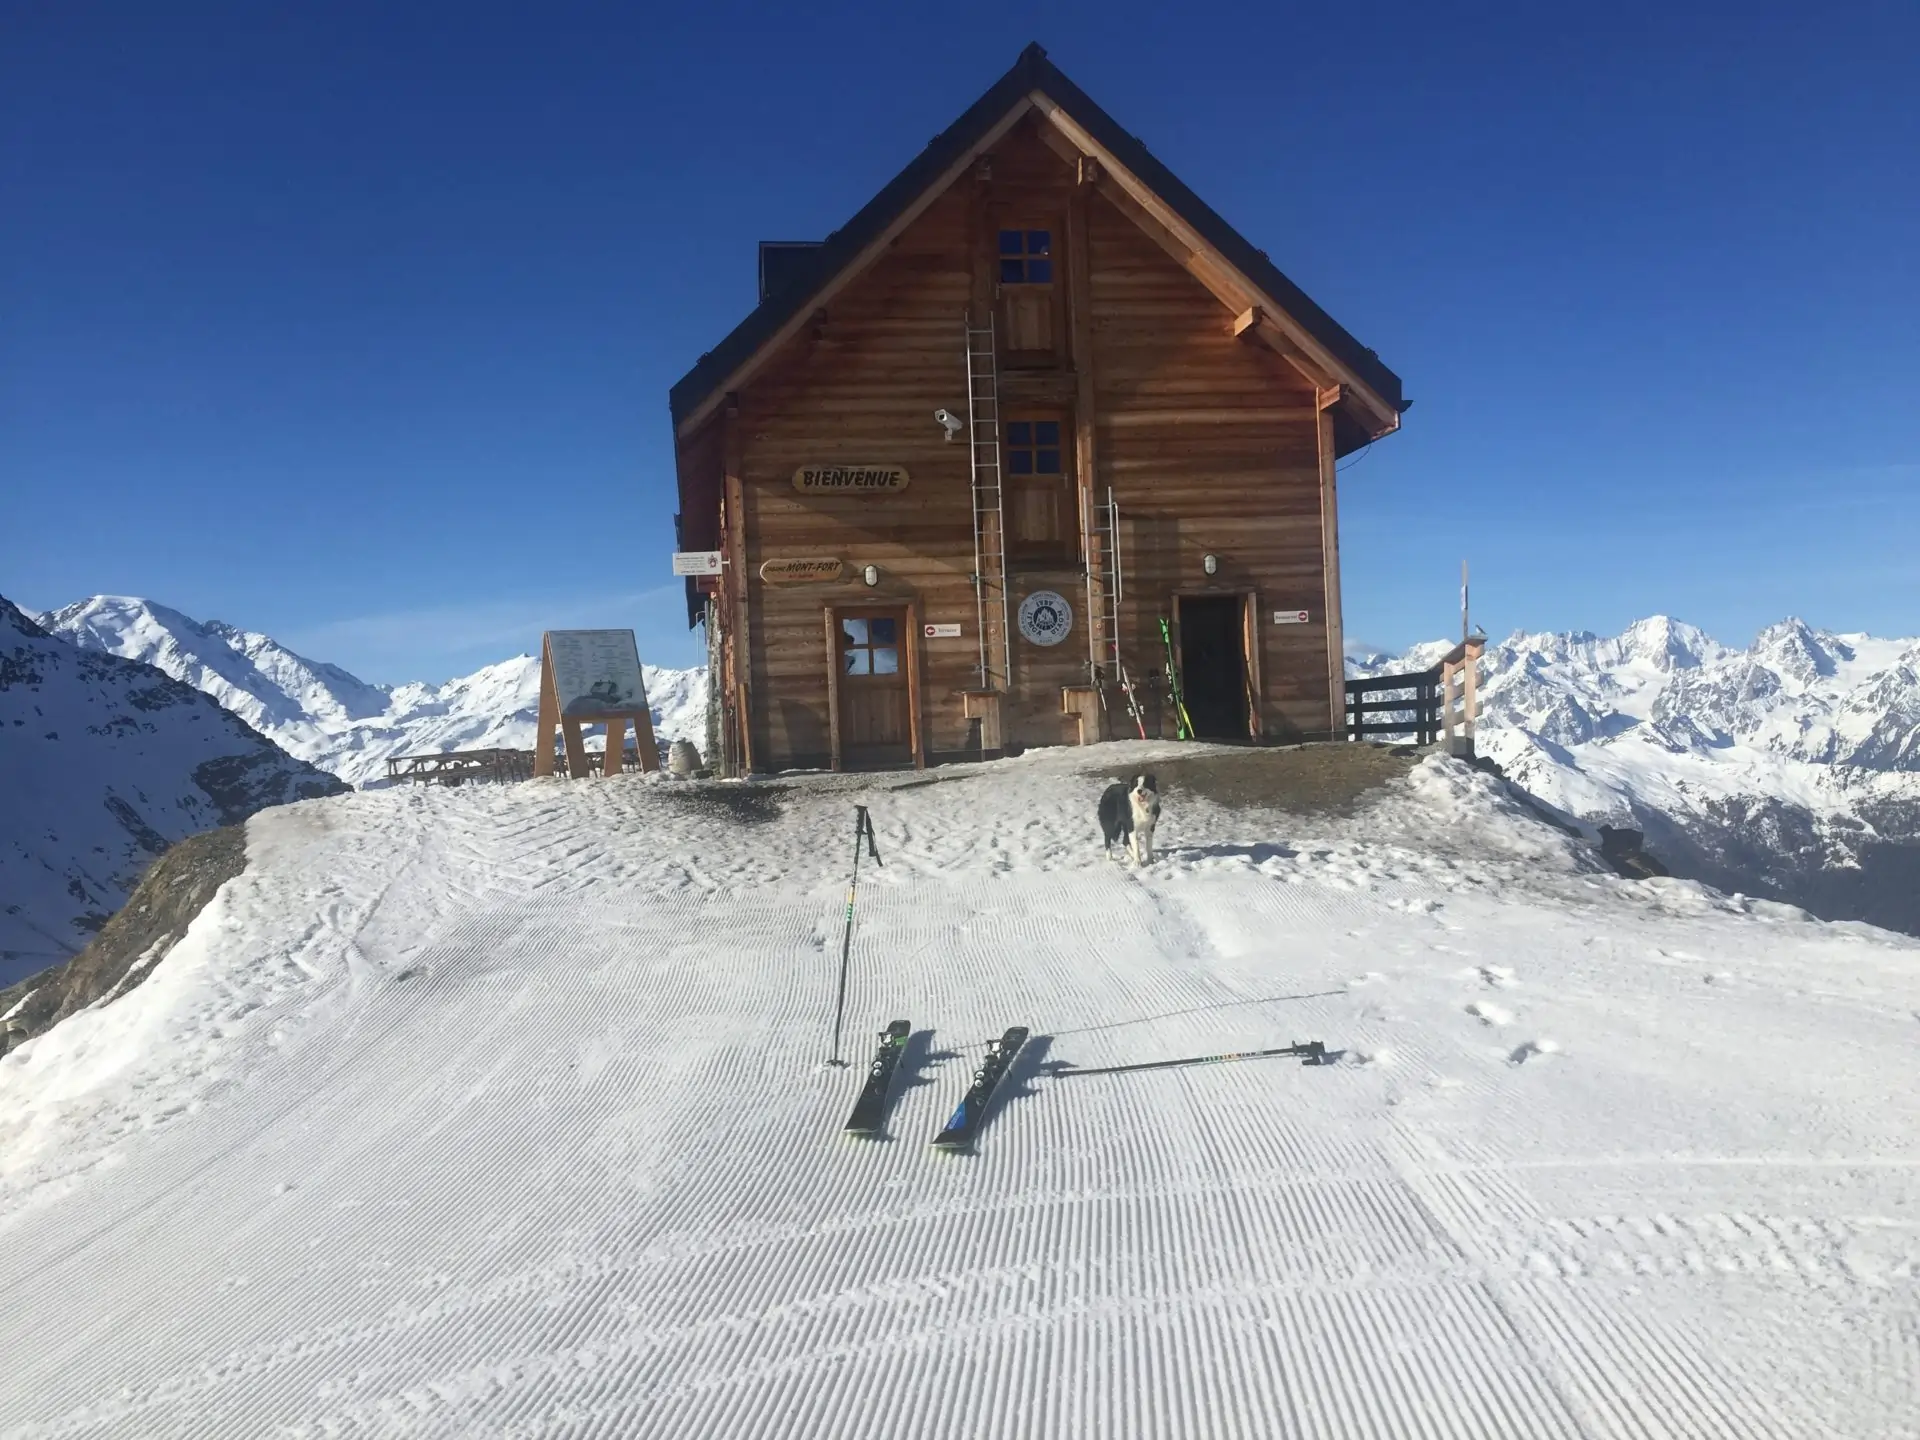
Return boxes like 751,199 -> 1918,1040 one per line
934,408 -> 965,442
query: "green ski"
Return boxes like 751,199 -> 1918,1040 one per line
1158,617 -> 1194,739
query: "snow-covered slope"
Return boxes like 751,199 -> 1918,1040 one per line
1,748 -> 1914,1436
1351,616 -> 1920,933
42,597 -> 708,788
0,598 -> 347,987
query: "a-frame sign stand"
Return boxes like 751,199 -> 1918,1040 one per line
532,631 -> 662,779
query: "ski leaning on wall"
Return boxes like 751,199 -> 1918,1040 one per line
1158,617 -> 1193,740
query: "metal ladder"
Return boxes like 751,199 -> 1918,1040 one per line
1085,485 -> 1121,676
1085,486 -> 1146,737
965,315 -> 1012,691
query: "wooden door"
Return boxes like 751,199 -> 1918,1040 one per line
996,224 -> 1060,363
834,609 -> 910,766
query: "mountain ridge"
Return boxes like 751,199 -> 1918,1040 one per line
1,596 -> 347,985
1350,612 -> 1920,934
42,596 -> 708,788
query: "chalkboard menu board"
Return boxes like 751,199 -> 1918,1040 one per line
546,630 -> 647,718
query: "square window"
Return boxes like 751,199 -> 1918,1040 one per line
1007,449 -> 1034,475
1034,420 -> 1060,445
1006,421 -> 1031,446
872,647 -> 900,675
997,226 -> 1056,286
841,618 -> 868,644
844,649 -> 870,676
869,617 -> 896,644
1036,449 -> 1061,474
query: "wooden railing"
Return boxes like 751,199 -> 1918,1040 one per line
1345,668 -> 1443,743
1343,636 -> 1486,748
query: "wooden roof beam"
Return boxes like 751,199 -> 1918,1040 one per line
1233,306 -> 1339,394
1029,90 -> 1400,441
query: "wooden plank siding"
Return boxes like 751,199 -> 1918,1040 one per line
699,119 -> 1341,770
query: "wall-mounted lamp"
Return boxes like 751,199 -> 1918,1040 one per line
862,564 -> 879,587
1202,553 -> 1219,576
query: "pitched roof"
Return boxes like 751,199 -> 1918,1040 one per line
669,43 -> 1404,436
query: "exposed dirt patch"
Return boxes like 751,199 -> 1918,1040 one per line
0,826 -> 247,1054
1082,743 -> 1421,816
651,783 -> 791,825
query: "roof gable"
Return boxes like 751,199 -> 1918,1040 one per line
670,44 -> 1404,446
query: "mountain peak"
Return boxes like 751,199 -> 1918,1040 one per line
1617,615 -> 1717,671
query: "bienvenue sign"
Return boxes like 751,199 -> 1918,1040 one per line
792,465 -> 910,494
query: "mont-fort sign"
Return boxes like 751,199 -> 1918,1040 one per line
759,557 -> 844,584
792,465 -> 909,494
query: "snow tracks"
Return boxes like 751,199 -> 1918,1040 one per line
0,756 -> 1916,1437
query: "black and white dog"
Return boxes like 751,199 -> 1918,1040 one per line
1098,774 -> 1161,865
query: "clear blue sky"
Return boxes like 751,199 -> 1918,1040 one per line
4,1 -> 1914,682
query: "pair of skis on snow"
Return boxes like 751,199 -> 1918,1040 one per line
842,1021 -> 1028,1150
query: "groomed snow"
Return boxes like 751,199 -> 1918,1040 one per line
2,749 -> 1917,1437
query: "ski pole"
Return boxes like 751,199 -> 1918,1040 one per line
1056,1040 -> 1326,1078
828,805 -> 882,1066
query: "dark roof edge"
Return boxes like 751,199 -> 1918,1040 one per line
670,43 -> 1403,429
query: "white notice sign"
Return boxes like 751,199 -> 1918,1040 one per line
1273,609 -> 1310,625
546,630 -> 648,717
672,551 -> 724,576
923,623 -> 963,639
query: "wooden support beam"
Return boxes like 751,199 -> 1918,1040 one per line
823,609 -> 843,771
1232,306 -> 1262,338
905,600 -> 926,769
722,398 -> 755,775
1316,405 -> 1346,738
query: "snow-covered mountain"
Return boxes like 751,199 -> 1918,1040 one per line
42,597 -> 709,789
0,597 -> 347,986
1351,616 -> 1920,934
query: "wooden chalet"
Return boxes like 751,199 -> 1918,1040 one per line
672,44 -> 1406,773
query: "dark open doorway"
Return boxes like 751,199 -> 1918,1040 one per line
1178,596 -> 1249,739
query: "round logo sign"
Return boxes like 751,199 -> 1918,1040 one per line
1017,590 -> 1073,647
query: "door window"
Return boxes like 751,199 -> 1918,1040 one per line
841,615 -> 900,676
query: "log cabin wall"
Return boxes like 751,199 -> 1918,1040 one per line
734,181 -> 981,769
1084,188 -> 1331,742
692,117 -> 1345,770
